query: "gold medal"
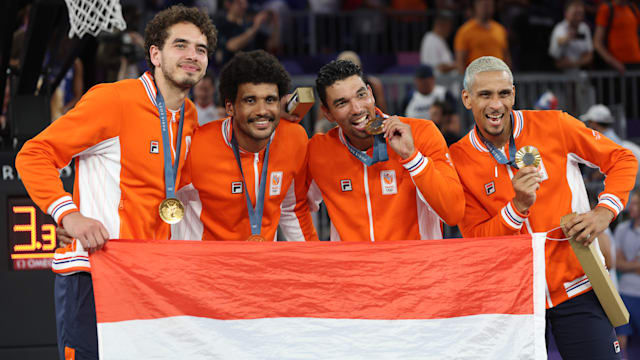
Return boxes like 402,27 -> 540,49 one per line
515,146 -> 541,169
158,198 -> 184,224
246,234 -> 266,242
365,116 -> 385,135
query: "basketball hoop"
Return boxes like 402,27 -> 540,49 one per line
64,0 -> 127,39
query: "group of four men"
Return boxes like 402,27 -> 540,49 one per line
15,5 -> 637,360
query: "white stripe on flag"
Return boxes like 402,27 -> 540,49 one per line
99,314 -> 542,360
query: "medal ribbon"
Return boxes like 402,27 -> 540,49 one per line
230,132 -> 271,236
344,134 -> 388,166
155,85 -> 185,199
475,112 -> 518,169
344,109 -> 390,166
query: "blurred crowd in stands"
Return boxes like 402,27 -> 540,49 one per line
3,1 -> 640,145
2,0 -> 640,151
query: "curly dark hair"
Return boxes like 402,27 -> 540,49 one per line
144,5 -> 218,71
218,50 -> 291,104
315,60 -> 364,107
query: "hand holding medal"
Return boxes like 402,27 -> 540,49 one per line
515,146 -> 541,169
380,116 -> 415,160
511,146 -> 542,214
344,113 -> 389,166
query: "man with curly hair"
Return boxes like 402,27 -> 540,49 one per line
16,5 -> 216,359
308,60 -> 465,241
172,50 -> 318,242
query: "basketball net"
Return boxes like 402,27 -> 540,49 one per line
64,0 -> 127,38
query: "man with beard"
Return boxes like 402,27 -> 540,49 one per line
307,59 -> 464,242
171,50 -> 318,242
449,56 -> 637,359
15,6 -> 217,359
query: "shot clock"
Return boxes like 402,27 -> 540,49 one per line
1,151 -> 72,271
8,197 -> 58,270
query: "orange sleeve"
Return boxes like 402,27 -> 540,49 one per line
448,143 -> 524,238
558,112 -> 637,218
595,3 -> 610,27
400,120 -> 465,226
15,84 -> 122,224
457,187 -> 524,238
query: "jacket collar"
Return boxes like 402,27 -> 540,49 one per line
139,71 -> 158,107
468,110 -> 524,152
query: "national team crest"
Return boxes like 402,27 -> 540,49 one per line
485,181 -> 495,196
150,141 -> 159,154
380,170 -> 397,195
269,171 -> 283,196
341,179 -> 352,192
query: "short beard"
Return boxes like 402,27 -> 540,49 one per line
485,126 -> 504,137
163,66 -> 201,90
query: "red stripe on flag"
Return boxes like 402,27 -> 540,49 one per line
91,236 -> 534,323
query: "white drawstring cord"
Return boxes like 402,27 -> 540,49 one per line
545,226 -> 571,241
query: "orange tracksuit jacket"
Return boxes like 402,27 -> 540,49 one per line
15,72 -> 197,274
449,110 -> 637,308
171,118 -> 318,241
308,114 -> 465,241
